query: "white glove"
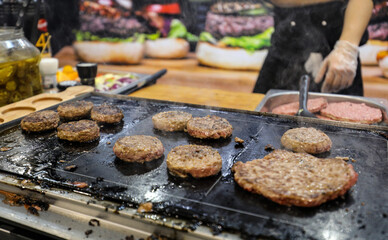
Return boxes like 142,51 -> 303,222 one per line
314,40 -> 359,93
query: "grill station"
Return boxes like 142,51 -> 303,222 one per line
0,92 -> 387,239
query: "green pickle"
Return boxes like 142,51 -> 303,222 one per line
0,55 -> 42,107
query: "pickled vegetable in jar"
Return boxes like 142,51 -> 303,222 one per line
0,27 -> 42,107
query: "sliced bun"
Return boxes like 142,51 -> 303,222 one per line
145,38 -> 189,59
73,41 -> 145,64
196,42 -> 268,70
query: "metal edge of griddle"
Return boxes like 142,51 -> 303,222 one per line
90,91 -> 388,133
0,170 -> 240,240
254,89 -> 388,126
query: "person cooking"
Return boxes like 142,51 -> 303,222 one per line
252,0 -> 374,96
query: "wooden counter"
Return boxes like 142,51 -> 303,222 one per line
55,46 -> 388,100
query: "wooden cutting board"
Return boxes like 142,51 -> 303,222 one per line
0,86 -> 94,124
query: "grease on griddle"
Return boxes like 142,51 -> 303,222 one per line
64,164 -> 78,171
137,202 -> 153,213
264,144 -> 275,151
88,218 -> 100,227
0,190 -> 49,216
85,229 -> 93,237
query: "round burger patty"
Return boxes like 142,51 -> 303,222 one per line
113,135 -> 164,163
186,115 -> 233,139
320,102 -> 382,124
152,111 -> 192,132
166,145 -> 222,178
281,127 -> 332,154
21,110 -> 60,132
57,100 -> 94,120
232,150 -> 358,207
272,98 -> 328,116
91,104 -> 124,124
57,120 -> 100,142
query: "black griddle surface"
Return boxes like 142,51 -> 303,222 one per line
0,94 -> 387,239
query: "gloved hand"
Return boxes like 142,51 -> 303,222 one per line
314,40 -> 359,93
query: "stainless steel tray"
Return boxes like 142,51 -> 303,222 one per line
255,89 -> 388,124
95,70 -> 150,95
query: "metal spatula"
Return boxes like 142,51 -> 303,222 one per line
296,75 -> 317,118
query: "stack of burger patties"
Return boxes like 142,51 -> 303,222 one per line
74,0 -> 147,64
196,1 -> 274,70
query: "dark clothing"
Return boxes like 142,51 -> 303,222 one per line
253,1 -> 368,96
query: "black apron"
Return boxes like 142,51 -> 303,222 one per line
253,1 -> 368,96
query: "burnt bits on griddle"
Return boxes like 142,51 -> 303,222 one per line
186,115 -> 233,139
232,149 -> 358,207
152,111 -> 192,132
57,100 -> 94,121
166,145 -> 222,178
21,110 -> 60,132
91,103 -> 124,124
281,127 -> 332,154
113,135 -> 164,163
57,120 -> 100,142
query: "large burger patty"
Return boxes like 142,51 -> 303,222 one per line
57,120 -> 100,142
320,102 -> 382,124
91,104 -> 124,124
186,115 -> 233,139
113,135 -> 164,163
57,100 -> 94,120
271,98 -> 328,116
152,111 -> 192,132
232,150 -> 358,207
166,145 -> 222,178
21,110 -> 60,132
281,127 -> 332,154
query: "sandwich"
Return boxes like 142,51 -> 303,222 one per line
196,1 -> 274,70
74,0 -> 146,64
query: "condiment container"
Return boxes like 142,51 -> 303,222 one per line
0,27 -> 42,107
39,57 -> 59,89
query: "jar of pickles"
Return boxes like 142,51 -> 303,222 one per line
0,27 -> 42,107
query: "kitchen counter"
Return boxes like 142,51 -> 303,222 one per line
55,46 -> 388,100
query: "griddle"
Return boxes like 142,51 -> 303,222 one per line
0,93 -> 387,240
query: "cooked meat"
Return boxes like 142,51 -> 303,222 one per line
281,127 -> 332,154
186,115 -> 233,139
57,120 -> 100,142
152,111 -> 192,132
113,135 -> 164,163
57,100 -> 94,120
91,103 -> 124,124
320,102 -> 382,124
232,150 -> 358,207
21,110 -> 60,132
234,137 -> 244,143
166,145 -> 222,178
272,98 -> 328,116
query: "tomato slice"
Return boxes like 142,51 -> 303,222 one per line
145,3 -> 181,14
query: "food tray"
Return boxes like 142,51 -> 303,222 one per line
255,89 -> 388,124
95,70 -> 150,95
0,92 -> 387,239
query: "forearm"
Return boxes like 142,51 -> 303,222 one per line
339,0 -> 373,45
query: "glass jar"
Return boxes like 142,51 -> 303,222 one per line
0,27 -> 42,107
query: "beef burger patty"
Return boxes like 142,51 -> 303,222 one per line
186,115 -> 233,139
57,120 -> 100,142
57,100 -> 93,120
281,127 -> 332,154
167,145 -> 222,178
152,111 -> 192,132
272,98 -> 328,116
320,102 -> 382,124
21,110 -> 60,132
232,150 -> 358,207
91,104 -> 124,124
113,135 -> 164,163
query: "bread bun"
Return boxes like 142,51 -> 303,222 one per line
195,42 -> 268,70
73,41 -> 145,64
145,38 -> 189,59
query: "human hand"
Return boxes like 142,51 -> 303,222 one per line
314,40 -> 358,93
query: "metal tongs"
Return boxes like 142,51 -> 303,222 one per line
296,75 -> 317,118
